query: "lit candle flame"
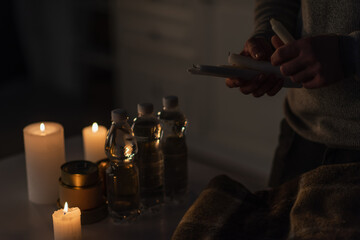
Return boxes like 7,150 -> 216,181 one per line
40,123 -> 45,132
92,122 -> 98,133
63,202 -> 68,215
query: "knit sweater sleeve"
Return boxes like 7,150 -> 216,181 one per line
252,0 -> 301,41
338,32 -> 360,79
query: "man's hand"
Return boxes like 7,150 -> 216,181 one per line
225,37 -> 284,97
271,34 -> 344,89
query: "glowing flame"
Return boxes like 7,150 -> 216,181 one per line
124,145 -> 133,157
40,123 -> 45,132
92,122 -> 98,133
63,202 -> 68,214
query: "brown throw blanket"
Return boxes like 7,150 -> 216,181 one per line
172,163 -> 360,240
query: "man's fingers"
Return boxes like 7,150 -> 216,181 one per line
227,74 -> 283,97
247,40 -> 265,60
240,50 -> 250,57
271,44 -> 299,66
252,74 -> 279,97
259,42 -> 273,61
245,38 -> 273,61
225,78 -> 241,88
280,57 -> 308,76
239,74 -> 265,94
267,78 -> 284,96
290,68 -> 315,83
271,35 -> 284,49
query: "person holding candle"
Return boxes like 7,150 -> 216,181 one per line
225,1 -> 360,187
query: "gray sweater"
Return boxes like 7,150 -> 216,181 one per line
253,0 -> 360,149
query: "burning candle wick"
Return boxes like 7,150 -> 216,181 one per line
40,123 -> 45,132
92,122 -> 99,133
63,202 -> 68,215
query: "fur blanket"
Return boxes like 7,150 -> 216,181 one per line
172,163 -> 360,240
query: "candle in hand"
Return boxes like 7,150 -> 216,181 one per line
23,122 -> 65,204
82,122 -> 107,163
52,202 -> 82,240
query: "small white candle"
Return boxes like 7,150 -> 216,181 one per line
23,122 -> 65,204
270,18 -> 295,44
82,122 -> 107,163
53,202 -> 82,240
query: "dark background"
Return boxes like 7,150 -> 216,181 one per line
1,0 -> 115,158
0,0 -> 284,183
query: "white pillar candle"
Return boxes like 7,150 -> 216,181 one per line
82,122 -> 107,163
23,122 -> 65,204
53,202 -> 82,240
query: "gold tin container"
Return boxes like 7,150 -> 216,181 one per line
61,160 -> 98,187
59,180 -> 103,210
58,160 -> 107,224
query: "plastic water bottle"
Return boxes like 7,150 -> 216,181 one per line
105,109 -> 140,221
132,103 -> 164,211
158,96 -> 188,203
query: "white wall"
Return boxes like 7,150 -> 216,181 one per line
113,0 -> 285,186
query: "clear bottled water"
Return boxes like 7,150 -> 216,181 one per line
132,103 -> 165,210
158,96 -> 188,203
105,109 -> 140,222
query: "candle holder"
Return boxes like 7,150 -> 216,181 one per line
58,160 -> 107,224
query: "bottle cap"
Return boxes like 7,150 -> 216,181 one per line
163,96 -> 179,109
111,108 -> 128,123
137,103 -> 154,115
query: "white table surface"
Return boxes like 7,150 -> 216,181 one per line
0,136 -> 259,240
